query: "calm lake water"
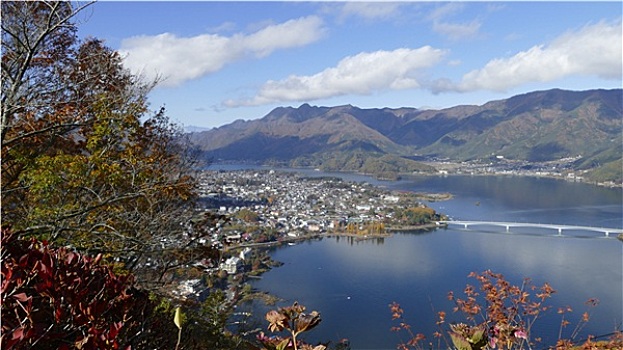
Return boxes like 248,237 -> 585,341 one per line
210,166 -> 622,349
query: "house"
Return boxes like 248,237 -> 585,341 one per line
356,204 -> 371,211
175,279 -> 201,297
383,195 -> 400,203
221,256 -> 242,274
239,247 -> 252,260
225,234 -> 241,243
307,222 -> 321,232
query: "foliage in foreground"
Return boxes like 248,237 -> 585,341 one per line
0,229 -> 243,350
1,0 -> 199,285
254,302 -> 350,350
1,228 -> 136,349
390,270 -> 623,350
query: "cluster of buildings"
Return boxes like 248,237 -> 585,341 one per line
427,155 -> 623,187
172,169 -> 438,298
196,169 -> 416,240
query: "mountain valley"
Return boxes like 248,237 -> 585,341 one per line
189,89 -> 622,183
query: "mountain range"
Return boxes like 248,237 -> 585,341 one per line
189,88 -> 622,181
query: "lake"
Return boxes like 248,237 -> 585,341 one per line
211,166 -> 622,349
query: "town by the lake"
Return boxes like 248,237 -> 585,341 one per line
176,168 -> 450,296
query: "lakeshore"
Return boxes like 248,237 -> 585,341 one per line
226,221 -> 442,252
167,166 -> 622,349
196,168 -> 448,250
170,168 -> 451,307
245,173 -> 622,349
421,159 -> 622,188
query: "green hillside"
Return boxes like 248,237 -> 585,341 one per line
190,89 -> 622,182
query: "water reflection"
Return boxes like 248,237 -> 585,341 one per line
208,166 -> 623,348
334,235 -> 387,246
392,176 -> 622,228
252,230 -> 622,349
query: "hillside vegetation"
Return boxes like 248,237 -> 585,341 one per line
191,89 -> 622,182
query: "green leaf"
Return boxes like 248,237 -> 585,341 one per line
173,307 -> 183,329
276,338 -> 290,350
450,332 -> 472,350
469,327 -> 484,344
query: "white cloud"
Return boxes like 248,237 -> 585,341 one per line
119,16 -> 325,87
441,20 -> 622,93
338,2 -> 403,21
428,2 -> 464,22
448,59 -> 462,67
427,2 -> 481,40
207,21 -> 237,34
432,20 -> 481,40
225,47 -> 446,107
240,16 -> 325,57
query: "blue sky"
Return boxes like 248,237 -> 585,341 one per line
77,1 -> 622,129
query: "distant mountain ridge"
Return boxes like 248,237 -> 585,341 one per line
189,88 -> 622,181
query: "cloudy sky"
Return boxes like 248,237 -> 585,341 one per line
77,1 -> 622,129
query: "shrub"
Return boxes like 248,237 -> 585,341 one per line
1,228 -> 246,350
1,228 -> 136,349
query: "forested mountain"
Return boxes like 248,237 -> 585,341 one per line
190,89 -> 622,180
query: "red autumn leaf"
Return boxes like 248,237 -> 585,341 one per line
93,253 -> 102,265
108,321 -> 123,340
55,306 -> 63,322
13,292 -> 30,302
65,252 -> 77,265
11,327 -> 25,340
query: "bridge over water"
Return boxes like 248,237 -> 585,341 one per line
437,220 -> 623,237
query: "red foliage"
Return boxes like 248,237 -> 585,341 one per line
391,270 -> 623,350
1,228 -> 136,349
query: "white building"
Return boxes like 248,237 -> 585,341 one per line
239,247 -> 252,260
221,256 -> 242,274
